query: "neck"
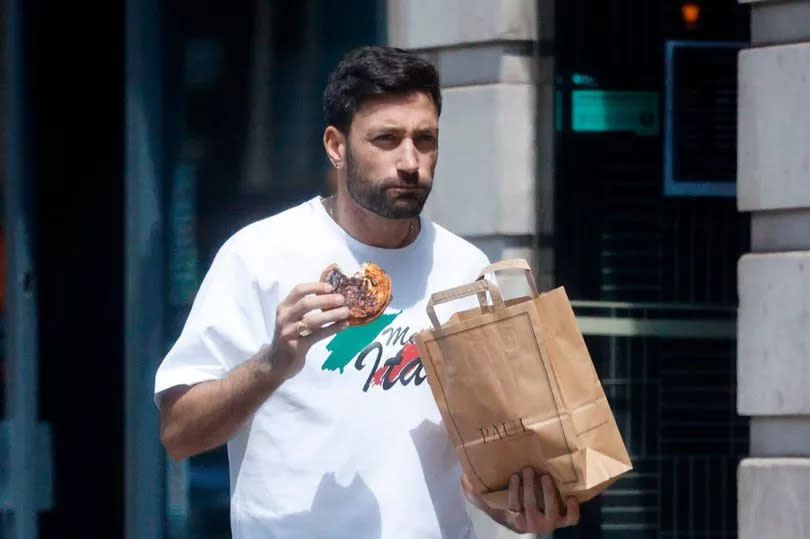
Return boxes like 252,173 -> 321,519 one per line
325,190 -> 419,249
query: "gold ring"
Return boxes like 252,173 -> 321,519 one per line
506,507 -> 521,518
297,320 -> 312,337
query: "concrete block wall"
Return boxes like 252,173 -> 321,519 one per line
387,2 -> 554,536
737,1 -> 810,538
388,0 -> 556,293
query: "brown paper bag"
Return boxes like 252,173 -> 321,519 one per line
414,259 -> 632,510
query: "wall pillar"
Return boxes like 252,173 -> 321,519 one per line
737,1 -> 810,537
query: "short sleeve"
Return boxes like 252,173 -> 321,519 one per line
154,237 -> 275,403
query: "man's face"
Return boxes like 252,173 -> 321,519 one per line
344,91 -> 438,219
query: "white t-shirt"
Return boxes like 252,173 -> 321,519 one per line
155,196 -> 491,539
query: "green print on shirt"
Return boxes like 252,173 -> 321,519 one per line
321,311 -> 401,373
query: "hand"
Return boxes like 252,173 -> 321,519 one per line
462,468 -> 580,534
267,282 -> 350,380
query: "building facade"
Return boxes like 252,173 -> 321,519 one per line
2,1 -> 809,539
736,1 -> 810,538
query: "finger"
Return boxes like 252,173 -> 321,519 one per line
522,468 -> 542,522
301,306 -> 350,329
541,475 -> 560,521
303,319 -> 350,346
506,473 -> 521,512
282,292 -> 345,323
279,306 -> 349,341
564,497 -> 580,527
280,282 -> 334,308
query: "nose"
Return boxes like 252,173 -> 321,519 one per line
397,138 -> 419,175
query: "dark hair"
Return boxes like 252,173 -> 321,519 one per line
323,46 -> 442,133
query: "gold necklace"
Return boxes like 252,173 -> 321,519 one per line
325,196 -> 417,246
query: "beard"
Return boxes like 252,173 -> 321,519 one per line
344,146 -> 432,219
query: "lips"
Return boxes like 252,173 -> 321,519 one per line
387,185 -> 427,192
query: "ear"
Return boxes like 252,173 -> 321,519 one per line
323,126 -> 346,169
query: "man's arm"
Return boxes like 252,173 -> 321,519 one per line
159,347 -> 280,460
159,282 -> 349,460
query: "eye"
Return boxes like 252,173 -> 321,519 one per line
373,134 -> 400,149
415,134 -> 438,150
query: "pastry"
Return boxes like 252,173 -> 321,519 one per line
320,263 -> 392,326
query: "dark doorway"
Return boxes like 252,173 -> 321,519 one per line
553,2 -> 750,538
25,3 -> 126,538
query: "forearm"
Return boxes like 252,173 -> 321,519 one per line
160,345 -> 282,460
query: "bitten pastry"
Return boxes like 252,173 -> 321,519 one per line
320,263 -> 392,326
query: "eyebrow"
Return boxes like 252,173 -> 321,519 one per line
367,125 -> 438,137
368,126 -> 406,136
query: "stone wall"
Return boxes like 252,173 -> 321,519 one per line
737,1 -> 810,538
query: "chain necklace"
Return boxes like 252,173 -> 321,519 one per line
324,195 -> 418,247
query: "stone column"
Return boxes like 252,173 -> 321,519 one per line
736,1 -> 810,538
388,0 -> 555,292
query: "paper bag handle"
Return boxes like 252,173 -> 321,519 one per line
426,280 -> 504,331
476,258 -> 538,297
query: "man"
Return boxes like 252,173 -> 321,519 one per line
156,45 -> 580,538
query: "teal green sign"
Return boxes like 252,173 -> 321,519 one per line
572,90 -> 660,136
